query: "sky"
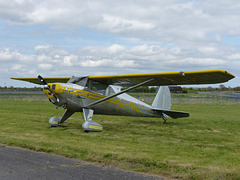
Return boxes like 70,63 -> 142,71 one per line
1,0 -> 240,88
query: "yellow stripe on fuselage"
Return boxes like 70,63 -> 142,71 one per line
67,87 -> 119,105
43,83 -> 119,105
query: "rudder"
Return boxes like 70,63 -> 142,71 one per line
152,86 -> 171,110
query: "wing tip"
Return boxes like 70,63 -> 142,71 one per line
223,70 -> 235,78
11,77 -> 22,80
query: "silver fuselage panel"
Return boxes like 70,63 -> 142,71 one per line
44,82 -> 162,118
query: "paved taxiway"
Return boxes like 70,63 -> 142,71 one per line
0,145 -> 163,180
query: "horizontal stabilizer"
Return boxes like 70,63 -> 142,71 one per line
153,108 -> 189,119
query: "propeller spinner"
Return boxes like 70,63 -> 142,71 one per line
38,75 -> 60,102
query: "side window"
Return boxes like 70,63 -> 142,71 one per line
105,85 -> 121,96
87,80 -> 107,95
52,84 -> 56,90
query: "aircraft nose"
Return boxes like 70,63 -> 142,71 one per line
43,83 -> 63,97
43,86 -> 51,96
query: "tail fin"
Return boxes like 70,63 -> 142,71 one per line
152,86 -> 189,119
152,86 -> 171,110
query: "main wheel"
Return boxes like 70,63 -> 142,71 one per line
49,117 -> 61,127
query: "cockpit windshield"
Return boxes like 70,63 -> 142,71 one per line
67,76 -> 88,87
67,76 -> 108,95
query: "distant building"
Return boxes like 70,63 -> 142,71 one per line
169,86 -> 185,93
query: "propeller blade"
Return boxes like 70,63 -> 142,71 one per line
49,88 -> 60,102
53,94 -> 60,102
38,75 -> 60,102
38,75 -> 48,85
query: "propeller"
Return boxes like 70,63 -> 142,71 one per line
38,75 -> 59,102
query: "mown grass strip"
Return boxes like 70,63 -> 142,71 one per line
0,100 -> 240,179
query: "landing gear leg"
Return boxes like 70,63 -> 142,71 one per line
82,108 -> 103,132
49,109 -> 75,127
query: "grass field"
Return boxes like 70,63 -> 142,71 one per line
1,100 -> 240,179
1,91 -> 239,104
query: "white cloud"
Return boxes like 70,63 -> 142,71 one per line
38,63 -> 52,70
198,47 -> 217,54
98,15 -> 154,33
1,0 -> 240,87
35,45 -> 51,52
35,45 -> 68,56
11,64 -> 22,71
0,48 -> 14,61
114,60 -> 136,68
36,55 -> 52,62
107,44 -> 126,54
2,44 -> 230,75
228,53 -> 240,60
0,0 -> 239,42
80,59 -> 110,68
63,55 -> 77,66
168,57 -> 226,67
80,59 -> 137,68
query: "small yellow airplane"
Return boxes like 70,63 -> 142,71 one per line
11,70 -> 234,132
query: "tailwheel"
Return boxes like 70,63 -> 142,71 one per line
162,116 -> 167,124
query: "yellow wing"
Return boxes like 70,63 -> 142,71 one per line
88,70 -> 234,86
11,70 -> 234,86
11,77 -> 71,84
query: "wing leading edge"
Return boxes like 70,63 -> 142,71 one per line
11,70 -> 234,86
11,77 -> 71,84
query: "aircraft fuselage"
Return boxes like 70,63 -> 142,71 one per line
43,83 -> 163,118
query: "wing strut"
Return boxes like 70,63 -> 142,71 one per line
84,78 -> 155,108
